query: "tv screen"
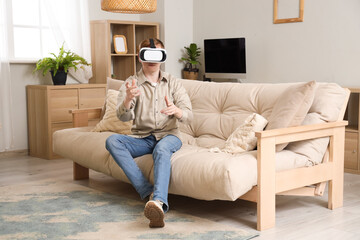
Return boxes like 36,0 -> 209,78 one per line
204,38 -> 246,77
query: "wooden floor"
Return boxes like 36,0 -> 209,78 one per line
1,154 -> 360,239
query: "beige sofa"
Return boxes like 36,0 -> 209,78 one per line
53,79 -> 349,230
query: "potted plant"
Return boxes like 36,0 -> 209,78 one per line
33,44 -> 90,85
180,43 -> 201,80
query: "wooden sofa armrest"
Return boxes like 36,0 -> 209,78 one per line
69,107 -> 103,127
255,121 -> 348,141
255,120 -> 347,230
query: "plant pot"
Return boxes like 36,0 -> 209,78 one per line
182,70 -> 198,80
50,70 -> 67,85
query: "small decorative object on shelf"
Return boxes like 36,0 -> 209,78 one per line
33,44 -> 90,85
180,43 -> 201,80
101,0 -> 157,14
113,35 -> 128,54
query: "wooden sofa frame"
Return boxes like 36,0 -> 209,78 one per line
69,89 -> 349,231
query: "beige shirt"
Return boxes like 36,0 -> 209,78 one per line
116,69 -> 193,140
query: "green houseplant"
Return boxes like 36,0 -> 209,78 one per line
34,44 -> 90,85
180,43 -> 201,80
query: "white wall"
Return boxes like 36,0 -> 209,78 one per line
162,0 -> 193,78
193,0 -> 360,85
141,0 -> 193,78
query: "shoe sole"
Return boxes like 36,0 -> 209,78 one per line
144,201 -> 165,228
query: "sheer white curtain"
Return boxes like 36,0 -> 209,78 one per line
41,0 -> 92,83
0,0 -> 14,152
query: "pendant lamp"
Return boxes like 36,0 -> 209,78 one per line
101,0 -> 157,14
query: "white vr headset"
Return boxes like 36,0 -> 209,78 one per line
139,39 -> 167,63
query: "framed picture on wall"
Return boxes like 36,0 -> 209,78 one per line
273,0 -> 304,24
113,35 -> 128,54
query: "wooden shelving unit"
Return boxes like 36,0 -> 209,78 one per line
344,88 -> 360,174
89,20 -> 159,84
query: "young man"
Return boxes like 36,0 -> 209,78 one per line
105,38 -> 193,228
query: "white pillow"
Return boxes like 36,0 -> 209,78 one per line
92,89 -> 132,134
210,113 -> 268,154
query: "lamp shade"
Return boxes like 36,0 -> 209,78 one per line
101,0 -> 157,14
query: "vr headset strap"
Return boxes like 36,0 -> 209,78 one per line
149,38 -> 156,48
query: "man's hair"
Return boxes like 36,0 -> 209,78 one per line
139,38 -> 165,50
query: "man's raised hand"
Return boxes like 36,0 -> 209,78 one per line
123,79 -> 140,110
161,96 -> 182,119
125,79 -> 140,101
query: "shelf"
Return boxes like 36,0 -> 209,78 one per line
90,20 -> 159,84
111,56 -> 135,80
110,54 -> 136,57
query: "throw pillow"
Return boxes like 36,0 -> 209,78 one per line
92,89 -> 132,134
210,113 -> 268,154
265,81 -> 316,151
100,77 -> 125,118
107,77 -> 124,91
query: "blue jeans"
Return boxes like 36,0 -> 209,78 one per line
105,134 -> 182,212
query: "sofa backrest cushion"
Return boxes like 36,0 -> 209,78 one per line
179,80 -> 348,155
179,80 -> 296,148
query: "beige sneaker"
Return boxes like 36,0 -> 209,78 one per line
144,200 -> 165,228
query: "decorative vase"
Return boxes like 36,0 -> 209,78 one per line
50,70 -> 67,85
182,70 -> 198,80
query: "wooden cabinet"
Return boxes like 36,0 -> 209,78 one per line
344,88 -> 360,174
27,84 -> 106,159
89,20 -> 159,84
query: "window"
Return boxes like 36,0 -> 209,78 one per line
7,0 -> 58,61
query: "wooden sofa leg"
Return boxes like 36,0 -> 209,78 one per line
73,162 -> 89,180
328,127 -> 345,209
257,137 -> 276,231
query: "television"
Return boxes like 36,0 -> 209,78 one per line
204,38 -> 246,80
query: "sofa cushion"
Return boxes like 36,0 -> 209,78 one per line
286,83 -> 349,165
179,80 -> 295,149
92,89 -> 132,134
53,127 -> 309,201
100,77 -> 125,118
266,81 -> 316,151
107,77 -> 124,91
210,113 -> 268,154
164,145 -> 308,201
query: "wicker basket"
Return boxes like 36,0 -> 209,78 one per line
182,70 -> 199,80
101,0 -> 157,13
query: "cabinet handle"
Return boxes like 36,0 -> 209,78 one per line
353,150 -> 357,153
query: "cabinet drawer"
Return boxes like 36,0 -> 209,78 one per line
79,88 -> 106,120
345,132 -> 358,170
79,88 -> 106,108
50,89 -> 78,122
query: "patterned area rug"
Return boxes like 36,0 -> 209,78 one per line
0,180 -> 258,240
